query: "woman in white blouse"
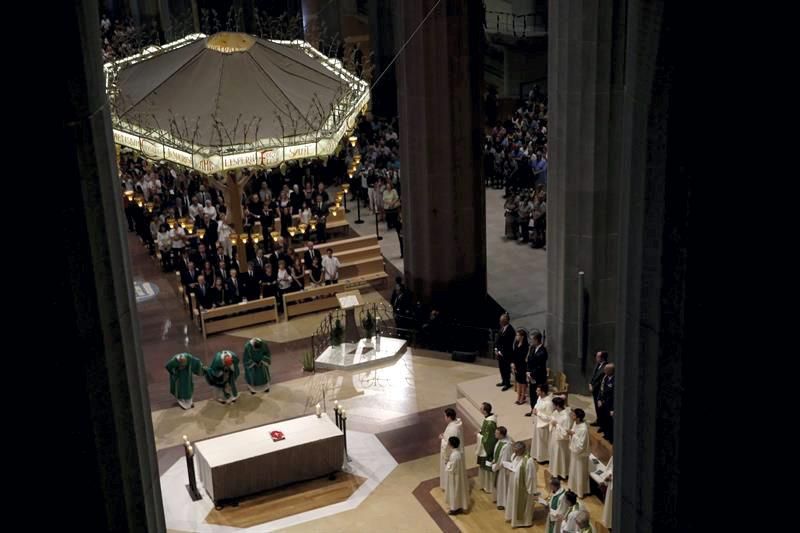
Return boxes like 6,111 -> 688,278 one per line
217,217 -> 233,258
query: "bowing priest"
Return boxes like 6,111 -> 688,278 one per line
476,402 -> 498,493
503,441 -> 538,528
544,477 -> 568,533
444,436 -> 469,515
439,408 -> 464,490
489,426 -> 514,510
567,408 -> 591,497
532,383 -> 554,463
165,353 -> 204,409
243,338 -> 271,394
205,350 -> 240,404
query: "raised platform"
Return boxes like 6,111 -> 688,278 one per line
456,374 -> 612,463
315,336 -> 408,371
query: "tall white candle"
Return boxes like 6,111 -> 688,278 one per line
316,403 -> 322,417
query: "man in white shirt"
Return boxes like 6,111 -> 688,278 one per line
321,248 -> 340,285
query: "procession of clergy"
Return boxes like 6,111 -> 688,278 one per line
439,389 -> 612,532
164,337 -> 272,409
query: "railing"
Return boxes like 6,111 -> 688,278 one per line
309,304 -> 498,362
485,11 -> 547,37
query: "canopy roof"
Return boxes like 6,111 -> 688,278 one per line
106,33 -> 369,174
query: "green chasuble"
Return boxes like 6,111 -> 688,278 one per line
165,353 -> 203,400
547,489 -> 566,533
478,416 -> 498,468
205,351 -> 240,397
243,339 -> 271,386
514,455 -> 531,523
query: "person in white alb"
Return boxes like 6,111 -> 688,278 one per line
503,441 -> 538,528
321,248 -> 340,284
601,457 -> 613,529
444,436 -> 469,515
575,509 -> 593,532
490,426 -> 514,509
567,408 -> 590,497
548,396 -> 571,479
544,477 -> 568,533
532,384 -> 554,463
439,408 -> 464,490
560,490 -> 586,533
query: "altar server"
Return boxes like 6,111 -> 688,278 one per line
445,436 -> 469,514
567,408 -> 590,496
439,408 -> 464,490
532,384 -> 554,462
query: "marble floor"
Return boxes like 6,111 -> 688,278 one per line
338,187 -> 547,333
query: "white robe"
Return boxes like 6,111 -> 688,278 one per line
568,422 -> 590,496
544,487 -> 568,533
439,419 -> 464,489
490,437 -> 514,506
532,395 -> 554,462
549,407 -> 572,478
477,414 -> 498,492
504,454 -> 538,527
445,449 -> 470,511
602,457 -> 613,528
561,501 -> 586,532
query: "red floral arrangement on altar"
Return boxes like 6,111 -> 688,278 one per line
270,430 -> 285,442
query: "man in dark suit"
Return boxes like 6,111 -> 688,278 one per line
215,259 -> 230,285
597,363 -> 615,443
226,268 -> 243,304
494,313 -> 515,391
589,351 -> 609,426
303,241 -> 322,269
192,242 -> 215,268
525,330 -> 548,416
180,261 -> 200,287
240,261 -> 261,301
253,248 -> 268,275
268,247 -> 283,273
312,194 -> 328,243
192,274 -> 212,310
202,215 -> 219,249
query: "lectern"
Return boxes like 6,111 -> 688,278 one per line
336,290 -> 364,343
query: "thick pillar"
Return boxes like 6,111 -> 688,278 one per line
613,1 -> 710,531
57,1 -> 165,530
396,0 -> 487,318
546,0 -> 626,386
367,0 -> 397,117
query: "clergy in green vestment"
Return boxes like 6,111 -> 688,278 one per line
545,477 -> 568,533
575,510 -> 594,532
476,401 -> 498,493
205,350 -> 240,404
243,338 -> 271,394
165,353 -> 204,410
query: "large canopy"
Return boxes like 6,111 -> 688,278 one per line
106,33 -> 369,174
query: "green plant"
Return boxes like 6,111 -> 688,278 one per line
362,311 -> 375,337
301,351 -> 315,372
331,319 -> 344,346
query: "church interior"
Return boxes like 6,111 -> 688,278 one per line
52,0 -> 720,531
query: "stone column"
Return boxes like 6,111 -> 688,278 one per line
396,0 -> 487,317
57,1 -> 165,530
546,0 -> 626,386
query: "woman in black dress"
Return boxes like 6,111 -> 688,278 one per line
511,328 -> 529,405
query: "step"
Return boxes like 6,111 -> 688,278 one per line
455,397 -> 484,431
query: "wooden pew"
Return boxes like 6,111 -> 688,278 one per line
293,234 -> 378,256
196,297 -> 279,337
302,249 -> 384,284
272,206 -> 349,236
282,271 -> 389,319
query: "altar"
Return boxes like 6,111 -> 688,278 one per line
194,414 -> 344,503
314,336 -> 408,371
